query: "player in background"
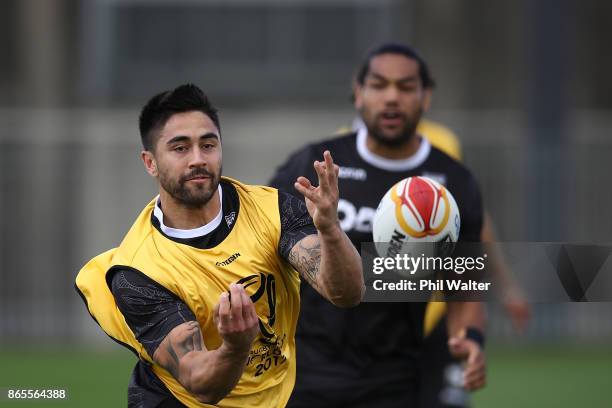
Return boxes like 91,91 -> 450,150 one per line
270,43 -> 486,408
76,84 -> 364,408
352,79 -> 531,408
343,75 -> 530,408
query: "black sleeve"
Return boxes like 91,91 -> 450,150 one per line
109,268 -> 197,358
278,191 -> 318,261
458,174 -> 484,242
268,145 -> 318,198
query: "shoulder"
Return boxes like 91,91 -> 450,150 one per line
223,177 -> 284,235
427,146 -> 470,177
108,266 -> 175,295
224,177 -> 278,199
418,119 -> 462,161
112,198 -> 158,265
426,147 -> 481,199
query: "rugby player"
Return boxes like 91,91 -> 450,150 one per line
76,84 -> 364,407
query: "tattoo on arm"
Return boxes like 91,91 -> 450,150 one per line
159,321 -> 204,379
288,235 -> 321,290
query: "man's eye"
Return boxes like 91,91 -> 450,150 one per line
202,144 -> 214,150
370,82 -> 386,90
399,85 -> 417,92
174,146 -> 188,152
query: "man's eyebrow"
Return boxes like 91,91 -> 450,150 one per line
368,72 -> 419,83
166,135 -> 190,145
199,133 -> 219,141
166,133 -> 219,145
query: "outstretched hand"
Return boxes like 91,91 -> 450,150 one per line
294,150 -> 340,234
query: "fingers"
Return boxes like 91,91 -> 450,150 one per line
217,284 -> 259,330
214,284 -> 261,352
294,177 -> 317,202
229,283 -> 243,321
448,338 -> 486,390
217,292 -> 230,328
316,151 -> 339,190
323,150 -> 340,189
464,353 -> 486,390
313,159 -> 329,191
467,345 -> 479,366
295,176 -> 313,189
240,287 -> 258,324
213,302 -> 220,325
294,150 -> 339,202
460,341 -> 486,390
295,151 -> 339,199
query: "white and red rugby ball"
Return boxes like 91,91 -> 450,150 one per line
372,176 -> 460,257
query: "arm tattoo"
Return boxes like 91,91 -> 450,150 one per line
165,343 -> 180,378
162,321 -> 203,378
288,235 -> 321,289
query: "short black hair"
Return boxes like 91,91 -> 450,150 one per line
139,84 -> 221,151
355,42 -> 436,89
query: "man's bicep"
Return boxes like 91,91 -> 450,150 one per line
110,268 -> 198,359
278,191 -> 317,261
287,234 -> 323,293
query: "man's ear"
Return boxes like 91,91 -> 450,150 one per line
141,150 -> 158,177
353,83 -> 364,111
423,88 -> 433,113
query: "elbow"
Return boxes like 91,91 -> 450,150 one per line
185,374 -> 231,405
332,297 -> 361,308
328,284 -> 365,308
190,384 -> 228,405
194,392 -> 225,405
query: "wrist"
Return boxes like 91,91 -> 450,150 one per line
316,221 -> 342,238
465,327 -> 485,349
218,342 -> 251,361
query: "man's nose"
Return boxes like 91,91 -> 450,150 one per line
383,85 -> 400,104
188,148 -> 207,168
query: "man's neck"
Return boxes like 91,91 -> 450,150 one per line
158,188 -> 221,230
366,132 -> 421,160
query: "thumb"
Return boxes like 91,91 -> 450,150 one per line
448,337 -> 469,358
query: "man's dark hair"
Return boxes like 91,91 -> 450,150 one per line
139,84 -> 221,151
355,42 -> 436,89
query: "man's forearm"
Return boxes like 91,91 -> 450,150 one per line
318,224 -> 364,307
154,320 -> 252,405
446,301 -> 486,337
178,343 -> 250,404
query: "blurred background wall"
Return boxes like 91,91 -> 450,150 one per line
1,0 -> 612,347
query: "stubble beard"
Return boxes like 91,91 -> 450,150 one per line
159,167 -> 222,209
362,106 -> 422,148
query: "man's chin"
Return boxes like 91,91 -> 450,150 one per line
182,182 -> 219,208
372,131 -> 411,147
179,194 -> 214,209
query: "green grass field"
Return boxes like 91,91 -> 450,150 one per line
472,344 -> 612,408
0,344 -> 610,407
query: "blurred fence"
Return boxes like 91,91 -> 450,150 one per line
1,108 -> 611,346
